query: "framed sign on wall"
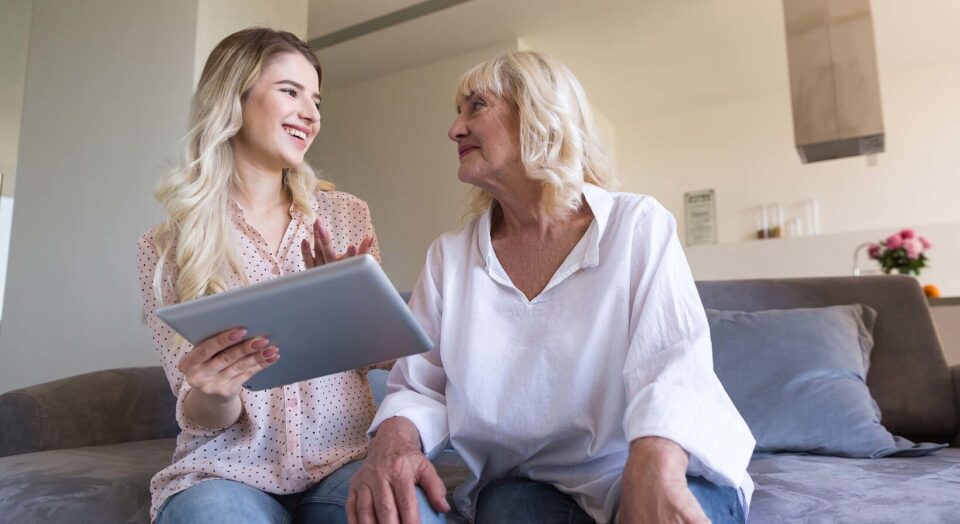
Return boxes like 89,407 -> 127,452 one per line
684,189 -> 717,246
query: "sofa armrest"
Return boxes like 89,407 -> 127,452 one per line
952,365 -> 960,447
0,367 -> 178,457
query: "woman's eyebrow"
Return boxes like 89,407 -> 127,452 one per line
275,79 -> 321,101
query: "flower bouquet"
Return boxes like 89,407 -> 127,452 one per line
867,228 -> 931,276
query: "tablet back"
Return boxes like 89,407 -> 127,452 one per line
156,255 -> 431,391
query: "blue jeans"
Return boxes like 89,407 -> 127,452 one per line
157,460 -> 445,523
474,476 -> 744,524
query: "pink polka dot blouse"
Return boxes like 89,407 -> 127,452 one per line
136,190 -> 382,522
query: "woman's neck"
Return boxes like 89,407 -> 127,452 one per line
233,155 -> 289,214
487,174 -> 586,241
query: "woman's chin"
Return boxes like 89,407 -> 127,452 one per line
457,169 -> 484,186
280,153 -> 307,169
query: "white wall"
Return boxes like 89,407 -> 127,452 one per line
309,42 -> 519,290
194,0 -> 309,85
615,60 -> 960,246
931,304 -> 960,365
0,0 -> 198,391
0,0 -> 32,197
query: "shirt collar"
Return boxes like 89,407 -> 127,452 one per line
476,182 -> 614,271
229,197 -> 302,220
581,183 -> 612,268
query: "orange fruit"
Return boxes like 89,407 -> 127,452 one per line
923,284 -> 941,298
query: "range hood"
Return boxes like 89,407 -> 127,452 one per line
783,0 -> 885,163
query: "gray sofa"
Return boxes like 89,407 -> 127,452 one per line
1,276 -> 958,523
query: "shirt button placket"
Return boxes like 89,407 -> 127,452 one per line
282,385 -> 302,479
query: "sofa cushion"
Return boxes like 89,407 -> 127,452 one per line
747,448 -> 960,523
0,438 -> 175,523
709,305 -> 943,457
697,276 -> 958,442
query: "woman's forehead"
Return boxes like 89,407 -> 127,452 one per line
261,53 -> 318,85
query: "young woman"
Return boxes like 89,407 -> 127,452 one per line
137,28 -> 438,524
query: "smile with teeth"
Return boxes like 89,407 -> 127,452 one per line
284,126 -> 307,140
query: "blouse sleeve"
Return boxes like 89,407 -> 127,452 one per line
367,239 -> 449,457
137,231 -> 234,437
620,203 -> 755,489
362,201 -> 382,264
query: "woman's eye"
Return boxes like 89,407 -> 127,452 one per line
314,101 -> 321,110
282,88 -> 297,97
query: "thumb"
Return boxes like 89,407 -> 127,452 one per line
417,462 -> 451,513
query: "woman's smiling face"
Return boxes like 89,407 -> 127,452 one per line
234,52 -> 322,171
448,91 -> 523,189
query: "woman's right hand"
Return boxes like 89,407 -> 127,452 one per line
177,328 -> 279,427
347,417 -> 450,524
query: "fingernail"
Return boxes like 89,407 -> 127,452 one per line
251,338 -> 269,350
228,329 -> 246,342
262,346 -> 278,358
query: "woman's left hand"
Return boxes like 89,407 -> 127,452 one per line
620,437 -> 709,524
301,218 -> 374,268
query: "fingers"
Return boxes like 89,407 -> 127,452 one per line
309,219 -> 373,267
373,479 -> 401,524
347,487 -> 359,524
179,328 -> 246,373
198,336 -> 269,378
417,463 -> 451,513
356,485 -> 378,524
301,238 -> 315,269
358,236 -> 374,255
314,219 -> 338,264
222,344 -> 279,381
223,348 -> 279,392
393,481 -> 421,524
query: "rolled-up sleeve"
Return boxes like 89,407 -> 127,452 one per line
368,241 -> 450,456
621,206 -> 755,490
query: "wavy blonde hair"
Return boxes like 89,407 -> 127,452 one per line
455,50 -> 617,219
152,28 -> 333,304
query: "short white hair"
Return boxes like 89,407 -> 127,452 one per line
456,50 -> 617,218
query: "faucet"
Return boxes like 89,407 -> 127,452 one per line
852,242 -> 881,276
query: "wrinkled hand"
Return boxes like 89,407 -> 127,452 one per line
301,218 -> 374,269
347,417 -> 450,524
620,437 -> 709,524
178,328 -> 279,402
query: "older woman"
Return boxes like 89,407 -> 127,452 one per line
348,51 -> 755,524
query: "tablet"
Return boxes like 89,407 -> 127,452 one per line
156,254 -> 432,391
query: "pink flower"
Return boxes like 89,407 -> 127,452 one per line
900,228 -> 916,239
920,236 -> 932,250
904,237 -> 922,259
885,233 -> 904,250
867,244 -> 881,259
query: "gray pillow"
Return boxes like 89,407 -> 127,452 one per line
707,305 -> 945,457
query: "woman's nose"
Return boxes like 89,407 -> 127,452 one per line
448,115 -> 467,142
300,100 -> 320,123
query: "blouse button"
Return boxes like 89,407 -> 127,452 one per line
286,397 -> 296,408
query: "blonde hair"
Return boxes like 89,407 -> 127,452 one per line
455,50 -> 616,218
152,27 -> 333,304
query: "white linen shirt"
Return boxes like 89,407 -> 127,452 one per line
369,184 -> 755,523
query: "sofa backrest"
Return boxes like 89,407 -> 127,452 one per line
696,275 -> 958,442
0,367 -> 178,457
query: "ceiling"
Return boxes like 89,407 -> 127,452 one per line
307,0 -> 960,123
